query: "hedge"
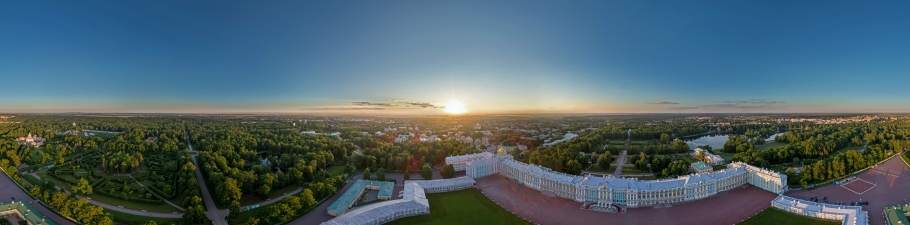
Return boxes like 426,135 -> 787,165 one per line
47,171 -> 79,185
146,184 -> 176,199
96,189 -> 164,204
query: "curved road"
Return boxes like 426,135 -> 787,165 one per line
0,168 -> 77,225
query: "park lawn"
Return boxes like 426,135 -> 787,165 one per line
756,141 -> 787,151
239,185 -> 300,206
739,208 -> 839,225
586,165 -> 612,173
386,189 -> 531,225
769,165 -> 788,173
22,174 -> 43,186
327,165 -> 346,177
679,156 -> 695,163
621,167 -> 646,174
105,209 -> 184,225
37,172 -> 73,190
831,146 -> 864,157
718,152 -> 736,161
87,192 -> 181,213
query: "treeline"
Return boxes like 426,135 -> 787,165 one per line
188,118 -> 351,216
27,181 -> 113,225
730,121 -> 910,187
244,176 -> 345,224
352,138 -> 473,173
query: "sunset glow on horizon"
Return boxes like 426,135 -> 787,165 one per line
1,1 -> 909,114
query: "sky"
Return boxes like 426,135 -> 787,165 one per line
1,0 -> 910,114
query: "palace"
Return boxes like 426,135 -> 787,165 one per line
456,152 -> 788,208
771,195 -> 868,225
691,147 -> 724,165
321,177 -> 475,225
17,133 -> 44,147
445,152 -> 493,172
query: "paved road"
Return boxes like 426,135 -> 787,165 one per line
614,149 -> 628,175
242,187 -> 304,211
0,168 -> 77,225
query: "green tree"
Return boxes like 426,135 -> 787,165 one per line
376,168 -> 385,181
73,178 -> 93,195
420,164 -> 432,180
441,164 -> 455,178
598,153 -> 612,170
363,168 -> 371,180
229,201 -> 240,218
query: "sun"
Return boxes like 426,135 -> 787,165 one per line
443,99 -> 468,114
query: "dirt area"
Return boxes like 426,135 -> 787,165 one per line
475,175 -> 778,225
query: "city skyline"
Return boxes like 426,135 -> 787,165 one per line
2,1 -> 910,114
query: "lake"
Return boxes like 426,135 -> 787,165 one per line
685,132 -> 784,150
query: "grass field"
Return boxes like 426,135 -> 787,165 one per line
387,189 -> 531,225
831,146 -> 864,157
586,165 -> 612,173
718,152 -> 736,162
739,208 -> 839,225
327,165 -> 346,177
756,142 -> 787,151
87,192 -> 181,213
621,166 -> 646,174
239,184 -> 301,206
106,209 -> 183,225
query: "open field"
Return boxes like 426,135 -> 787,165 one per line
831,146 -> 864,157
738,207 -> 838,225
239,184 -> 301,206
621,167 -> 645,173
87,192 -> 181,213
718,152 -> 736,162
586,165 -> 612,173
756,142 -> 787,151
327,165 -> 346,177
475,175 -> 777,225
387,188 -> 531,225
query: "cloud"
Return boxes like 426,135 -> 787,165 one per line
647,101 -> 680,105
350,102 -> 394,107
645,98 -> 680,105
408,102 -> 436,108
670,99 -> 786,110
322,107 -> 386,110
339,99 -> 442,110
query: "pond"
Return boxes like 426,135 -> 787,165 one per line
684,132 -> 785,150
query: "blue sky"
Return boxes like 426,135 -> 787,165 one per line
1,0 -> 909,114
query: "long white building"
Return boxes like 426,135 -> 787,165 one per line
321,177 -> 476,225
466,155 -> 787,208
771,195 -> 868,225
445,152 -> 494,172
